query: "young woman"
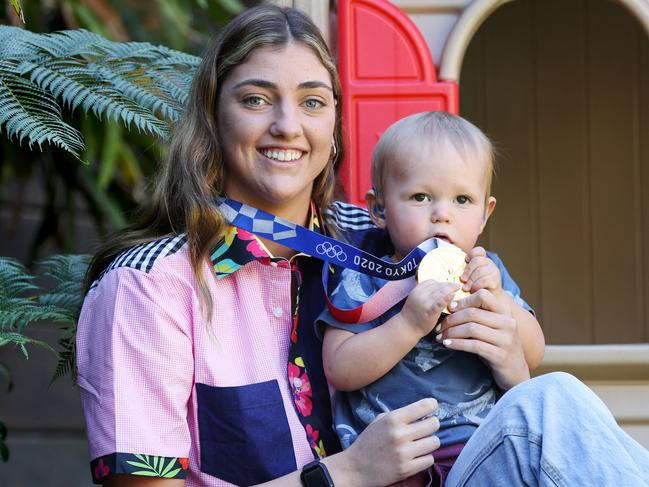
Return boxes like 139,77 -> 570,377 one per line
76,5 -> 649,487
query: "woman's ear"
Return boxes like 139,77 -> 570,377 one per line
366,189 -> 386,229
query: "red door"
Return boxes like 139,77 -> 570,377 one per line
338,0 -> 459,206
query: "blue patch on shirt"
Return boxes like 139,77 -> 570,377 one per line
196,381 -> 297,486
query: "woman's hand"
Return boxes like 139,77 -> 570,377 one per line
341,398 -> 440,487
436,289 -> 530,391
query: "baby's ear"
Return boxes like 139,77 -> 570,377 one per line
366,189 -> 386,229
480,196 -> 497,232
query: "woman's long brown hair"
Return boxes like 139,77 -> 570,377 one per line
84,5 -> 345,315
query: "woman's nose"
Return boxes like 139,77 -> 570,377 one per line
270,103 -> 303,139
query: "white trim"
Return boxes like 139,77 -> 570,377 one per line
535,344 -> 649,381
439,0 -> 649,83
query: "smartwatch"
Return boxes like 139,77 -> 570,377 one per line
300,459 -> 335,487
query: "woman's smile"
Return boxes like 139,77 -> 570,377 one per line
258,147 -> 305,162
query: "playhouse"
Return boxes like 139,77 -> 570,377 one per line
277,0 -> 649,447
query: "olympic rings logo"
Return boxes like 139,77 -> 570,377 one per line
316,242 -> 347,262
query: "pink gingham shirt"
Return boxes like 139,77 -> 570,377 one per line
77,207 -> 346,485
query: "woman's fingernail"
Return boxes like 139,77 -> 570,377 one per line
449,301 -> 458,310
435,334 -> 442,342
434,323 -> 441,333
443,339 -> 452,347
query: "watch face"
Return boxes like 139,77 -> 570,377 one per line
301,461 -> 334,487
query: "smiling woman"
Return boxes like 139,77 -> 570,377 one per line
217,43 -> 337,235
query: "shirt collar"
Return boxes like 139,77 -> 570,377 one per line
211,201 -> 322,279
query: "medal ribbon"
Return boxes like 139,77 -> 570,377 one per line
218,198 -> 446,323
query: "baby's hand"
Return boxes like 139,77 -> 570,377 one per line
460,247 -> 503,296
400,280 -> 459,338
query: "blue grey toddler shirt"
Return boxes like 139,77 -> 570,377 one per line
317,251 -> 533,449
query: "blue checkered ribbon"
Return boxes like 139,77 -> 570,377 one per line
219,198 -> 441,280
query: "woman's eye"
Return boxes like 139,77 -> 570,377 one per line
455,195 -> 470,205
303,98 -> 324,109
243,95 -> 267,107
413,193 -> 430,202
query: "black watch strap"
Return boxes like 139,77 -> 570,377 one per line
300,459 -> 335,487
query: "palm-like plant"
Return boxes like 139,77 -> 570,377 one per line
0,23 -> 201,463
0,254 -> 90,461
0,26 -> 200,160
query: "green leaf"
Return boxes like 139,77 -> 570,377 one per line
9,0 -> 24,24
130,470 -> 160,476
126,461 -> 153,469
97,122 -> 121,188
163,467 -> 182,478
159,457 -> 178,477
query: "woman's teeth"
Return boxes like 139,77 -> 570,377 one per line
261,149 -> 302,161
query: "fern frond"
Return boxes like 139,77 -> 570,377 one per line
38,254 -> 89,319
0,331 -> 54,358
50,325 -> 76,384
0,258 -> 38,298
0,61 -> 85,158
0,26 -> 200,158
38,255 -> 89,385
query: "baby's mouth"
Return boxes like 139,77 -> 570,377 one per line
433,234 -> 452,244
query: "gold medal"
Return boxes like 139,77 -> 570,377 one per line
417,245 -> 471,310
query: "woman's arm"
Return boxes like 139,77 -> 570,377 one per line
323,280 -> 458,391
500,293 -> 545,369
460,247 -> 545,370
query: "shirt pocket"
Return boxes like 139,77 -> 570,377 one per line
196,380 -> 297,486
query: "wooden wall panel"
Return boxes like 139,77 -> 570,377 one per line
588,0 -> 644,342
463,1 -> 542,314
534,0 -> 592,343
642,24 -> 649,342
460,0 -> 649,344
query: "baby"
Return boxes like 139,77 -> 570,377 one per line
318,111 -> 540,486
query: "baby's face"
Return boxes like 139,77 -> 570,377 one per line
380,138 -> 495,259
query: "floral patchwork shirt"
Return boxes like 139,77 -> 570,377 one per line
77,203 -> 341,486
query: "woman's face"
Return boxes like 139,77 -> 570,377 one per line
217,42 -> 336,222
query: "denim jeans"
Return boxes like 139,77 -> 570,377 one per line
445,372 -> 649,486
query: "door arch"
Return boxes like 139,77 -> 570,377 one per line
460,0 -> 649,344
439,0 -> 649,83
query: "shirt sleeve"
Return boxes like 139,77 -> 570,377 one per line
316,268 -> 384,338
487,251 -> 535,314
76,264 -> 196,482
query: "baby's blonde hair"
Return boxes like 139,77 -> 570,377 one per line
371,111 -> 495,201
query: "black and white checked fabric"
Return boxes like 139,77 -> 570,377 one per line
324,201 -> 375,231
89,234 -> 187,290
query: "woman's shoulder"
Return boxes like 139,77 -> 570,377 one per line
325,201 -> 393,256
88,234 -> 190,293
324,201 -> 374,231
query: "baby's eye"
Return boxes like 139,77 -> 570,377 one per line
243,95 -> 267,107
455,195 -> 471,205
304,98 -> 324,109
413,193 -> 431,202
